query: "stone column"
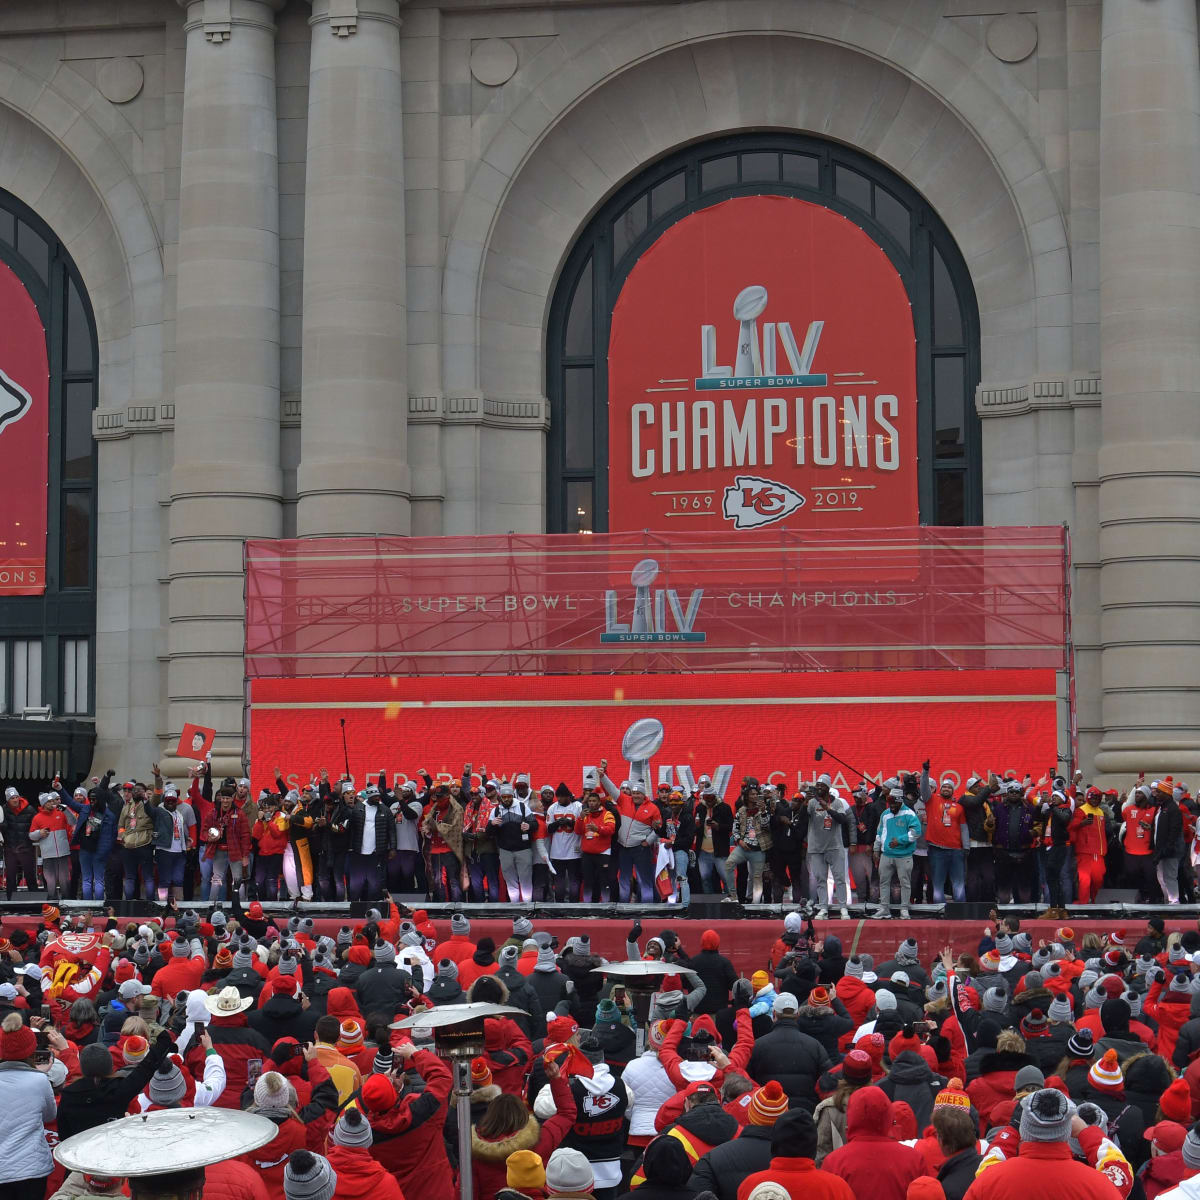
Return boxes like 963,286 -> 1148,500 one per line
165,0 -> 284,779
1095,0 -> 1200,775
295,0 -> 411,537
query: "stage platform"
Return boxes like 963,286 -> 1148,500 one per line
6,902 -> 1197,975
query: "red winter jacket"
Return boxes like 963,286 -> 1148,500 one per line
185,1010 -> 272,1109
1146,987 -> 1189,1063
151,951 -> 207,999
203,804 -> 252,861
836,975 -> 879,1032
739,1155 -> 856,1200
253,814 -> 291,856
1141,1149 -> 1194,1200
469,1072 -> 576,1200
326,1145 -> 404,1200
660,1008 -> 755,1092
368,1049 -> 454,1199
431,934 -> 477,965
238,1061 -> 339,1197
965,1138 -> 1126,1200
821,1086 -> 929,1200
204,1159 -> 272,1200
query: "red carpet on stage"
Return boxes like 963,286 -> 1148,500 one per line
11,916 -> 1193,977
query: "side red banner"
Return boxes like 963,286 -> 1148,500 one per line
0,259 -> 49,596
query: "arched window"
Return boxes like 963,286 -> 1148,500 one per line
0,189 -> 98,731
547,134 -> 980,533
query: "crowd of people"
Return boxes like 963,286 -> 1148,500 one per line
1,761 -> 1197,915
6,903 -> 1200,1200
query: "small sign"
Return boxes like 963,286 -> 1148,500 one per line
177,723 -> 216,762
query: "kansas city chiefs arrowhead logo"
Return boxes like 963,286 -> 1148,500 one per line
0,367 -> 31,435
722,474 -> 805,529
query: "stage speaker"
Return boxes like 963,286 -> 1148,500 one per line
687,894 -> 744,920
943,901 -> 994,920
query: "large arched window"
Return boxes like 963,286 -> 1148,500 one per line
547,134 -> 981,533
0,189 -> 98,740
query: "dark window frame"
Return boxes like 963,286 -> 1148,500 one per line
0,189 -> 98,718
546,133 -> 982,532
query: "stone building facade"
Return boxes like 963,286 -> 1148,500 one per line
0,0 -> 1195,784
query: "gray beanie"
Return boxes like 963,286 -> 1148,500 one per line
330,1107 -> 373,1148
1183,1126 -> 1200,1170
874,990 -> 897,1012
535,946 -> 559,971
451,914 -> 470,935
513,916 -> 534,938
148,1059 -> 187,1106
366,908 -> 383,924
1019,1088 -> 1073,1143
211,910 -> 228,930
1078,969 -> 1100,991
374,941 -> 396,965
400,930 -> 423,948
1048,995 -> 1074,1024
994,933 -> 1014,956
845,957 -> 864,979
1084,985 -> 1106,1011
1124,989 -> 1144,1017
926,979 -> 947,1002
983,987 -> 1008,1014
132,940 -> 151,966
283,1151 -> 337,1200
1013,932 -> 1033,956
1032,947 -> 1052,971
1022,970 -> 1044,990
499,945 -> 519,968
1014,1064 -> 1045,1092
277,953 -> 298,976
171,938 -> 190,958
233,939 -> 257,970
437,958 -> 459,981
897,938 -> 919,962
336,926 -> 354,947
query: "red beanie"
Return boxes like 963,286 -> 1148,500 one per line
361,1073 -> 397,1114
889,1030 -> 923,1060
347,944 -> 372,967
0,1014 -> 37,1061
1160,1077 -> 1192,1123
691,1014 -> 719,1042
857,1032 -> 886,1068
700,930 -> 720,952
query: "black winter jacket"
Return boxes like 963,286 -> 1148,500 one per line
687,1123 -> 774,1200
688,950 -> 738,1015
343,799 -> 396,856
57,1037 -> 169,1139
692,801 -> 734,858
745,1020 -> 832,1111
528,966 -> 571,1017
876,1051 -> 947,1131
496,965 -> 546,1039
248,992 -> 319,1045
353,962 -> 414,1015
793,1004 -> 855,1059
938,1147 -> 984,1200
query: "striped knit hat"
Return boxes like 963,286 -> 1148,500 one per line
336,1020 -> 364,1052
1087,1048 -> 1124,1093
933,1078 -> 971,1110
123,1035 -> 149,1065
471,1058 -> 493,1088
747,1080 -> 789,1126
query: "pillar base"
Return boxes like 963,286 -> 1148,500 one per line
157,750 -> 247,788
1093,740 -> 1200,777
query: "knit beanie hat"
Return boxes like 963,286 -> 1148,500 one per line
1078,969 -> 1099,992
331,1107 -> 373,1148
889,1029 -> 923,1060
747,1080 -> 789,1126
1019,1088 -> 1073,1142
337,1020 -> 364,1052
148,1056 -> 187,1106
1013,931 -> 1033,956
283,1152 -> 337,1200
79,1043 -> 114,1077
1088,1049 -> 1124,1093
536,946 -> 558,970
842,1049 -> 873,1082
1032,947 -> 1052,972
374,941 -> 396,965
471,1057 -> 493,1088
700,929 -> 720,952
0,1013 -> 36,1061
1021,1009 -> 1049,1039
594,998 -> 621,1026
1183,1124 -> 1200,1170
1161,1078 -> 1192,1123
1123,990 -> 1144,1019
994,933 -> 1014,956
361,1073 -> 397,1114
897,938 -> 919,962
1067,1028 -> 1095,1058
253,1070 -> 294,1115
545,1148 -> 594,1194
648,1020 -> 670,1049
346,945 -> 372,967
277,952 -> 298,977
123,1035 -> 150,1065
451,914 -> 470,935
845,956 -> 864,979
1048,995 -> 1074,1024
751,970 -> 770,991
499,945 -> 520,968
925,978 -> 947,1003
1021,970 -> 1044,992
1014,1065 -> 1045,1092
507,1150 -> 546,1191
437,958 -> 459,981
512,916 -> 534,939
336,925 -> 354,948
983,987 -> 1007,1013
233,938 -> 257,970
933,1078 -> 971,1110
214,945 -> 234,970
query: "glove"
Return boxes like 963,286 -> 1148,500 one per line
628,919 -> 643,943
155,1029 -> 175,1054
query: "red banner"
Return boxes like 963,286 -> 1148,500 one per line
244,528 -> 1068,678
0,260 -> 49,595
608,195 -> 917,533
248,669 -> 1059,798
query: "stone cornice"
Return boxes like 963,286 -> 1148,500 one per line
307,0 -> 406,36
177,0 -> 285,42
976,375 -> 1101,418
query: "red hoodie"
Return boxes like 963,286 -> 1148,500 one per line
325,1145 -> 404,1200
821,1087 -> 929,1200
367,1049 -> 454,1198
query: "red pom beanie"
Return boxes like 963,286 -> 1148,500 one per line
700,930 -> 720,952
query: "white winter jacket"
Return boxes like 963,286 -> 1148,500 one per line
621,1049 -> 677,1138
0,1060 -> 57,1184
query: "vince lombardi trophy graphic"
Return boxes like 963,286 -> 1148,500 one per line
630,558 -> 658,635
621,717 -> 665,794
733,285 -> 767,378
